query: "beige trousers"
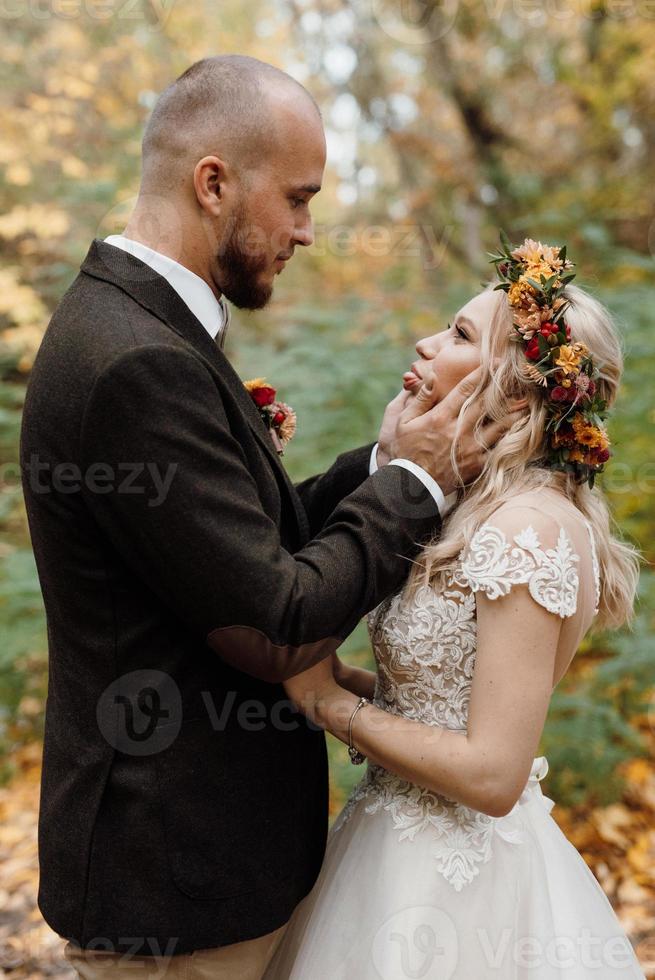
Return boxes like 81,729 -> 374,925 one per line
63,923 -> 288,980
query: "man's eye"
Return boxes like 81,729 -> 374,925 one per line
290,197 -> 306,209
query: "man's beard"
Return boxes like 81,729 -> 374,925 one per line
214,204 -> 274,310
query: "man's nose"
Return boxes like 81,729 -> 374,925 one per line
294,215 -> 314,248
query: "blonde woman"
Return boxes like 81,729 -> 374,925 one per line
265,240 -> 644,979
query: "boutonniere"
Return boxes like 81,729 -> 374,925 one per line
243,378 -> 297,455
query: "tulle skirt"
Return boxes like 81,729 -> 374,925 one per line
264,759 -> 644,979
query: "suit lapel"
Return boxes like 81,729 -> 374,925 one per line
80,239 -> 309,545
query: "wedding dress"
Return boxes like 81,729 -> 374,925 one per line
265,490 -> 645,979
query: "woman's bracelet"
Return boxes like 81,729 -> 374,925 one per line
348,696 -> 370,765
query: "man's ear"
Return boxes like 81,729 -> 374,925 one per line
193,156 -> 227,216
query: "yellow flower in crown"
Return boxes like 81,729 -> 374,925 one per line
572,413 -> 609,449
511,239 -> 546,265
508,277 -> 537,308
555,345 -> 583,376
525,260 -> 561,282
568,446 -> 587,464
511,239 -> 568,270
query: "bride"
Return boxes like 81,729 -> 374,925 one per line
264,238 -> 645,979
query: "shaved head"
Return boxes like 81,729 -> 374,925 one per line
126,55 -> 326,310
141,55 -> 321,193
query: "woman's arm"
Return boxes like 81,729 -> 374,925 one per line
285,580 -> 562,818
332,653 -> 377,700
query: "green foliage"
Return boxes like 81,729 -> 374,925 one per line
0,367 -> 47,779
543,577 -> 654,806
233,300 -> 419,481
1,282 -> 653,802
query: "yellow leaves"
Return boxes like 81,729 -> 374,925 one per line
0,750 -> 71,975
61,155 -> 88,178
45,74 -> 96,100
591,802 -> 633,848
52,116 -> 75,136
0,269 -> 48,325
94,91 -> 128,119
1,326 -> 45,373
548,752 -> 655,953
627,832 -> 655,882
0,268 -> 48,370
625,758 -> 655,811
626,757 -> 653,786
24,94 -> 52,115
4,164 -> 32,187
0,206 -> 70,241
0,141 -> 22,165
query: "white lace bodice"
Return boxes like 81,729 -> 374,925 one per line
333,504 -> 601,891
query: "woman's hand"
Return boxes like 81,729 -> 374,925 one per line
283,655 -> 340,720
332,652 -> 377,700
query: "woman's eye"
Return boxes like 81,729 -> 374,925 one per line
455,324 -> 468,340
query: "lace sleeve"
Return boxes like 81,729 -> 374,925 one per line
452,511 -> 581,619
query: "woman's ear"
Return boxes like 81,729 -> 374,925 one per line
509,397 -> 529,412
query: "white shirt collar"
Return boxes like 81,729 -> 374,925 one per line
104,235 -> 229,343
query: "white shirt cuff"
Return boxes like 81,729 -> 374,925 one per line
369,443 -> 380,475
387,459 -> 458,519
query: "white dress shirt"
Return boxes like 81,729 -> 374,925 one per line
369,443 -> 458,518
104,235 -> 230,347
105,235 -> 454,518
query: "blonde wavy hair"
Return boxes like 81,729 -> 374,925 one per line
406,282 -> 641,632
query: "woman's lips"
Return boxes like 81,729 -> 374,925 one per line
403,370 -> 422,391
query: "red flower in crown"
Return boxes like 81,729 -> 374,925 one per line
525,337 -> 541,361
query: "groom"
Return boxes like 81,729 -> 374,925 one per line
20,56 -> 501,978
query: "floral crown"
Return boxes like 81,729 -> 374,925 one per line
488,232 -> 611,488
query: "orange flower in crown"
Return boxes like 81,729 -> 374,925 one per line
489,232 -> 611,488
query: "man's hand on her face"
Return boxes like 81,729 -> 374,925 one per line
388,367 -> 524,495
376,388 -> 414,468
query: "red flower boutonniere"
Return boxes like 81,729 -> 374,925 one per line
243,378 -> 297,455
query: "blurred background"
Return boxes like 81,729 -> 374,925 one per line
1,0 -> 654,974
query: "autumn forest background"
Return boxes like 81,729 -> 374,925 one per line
0,0 -> 654,974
